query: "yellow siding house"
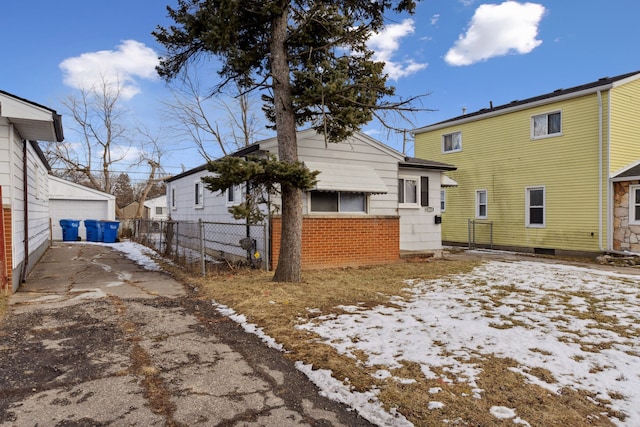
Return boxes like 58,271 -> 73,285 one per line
414,70 -> 640,256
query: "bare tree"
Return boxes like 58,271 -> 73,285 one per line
46,75 -> 166,219
133,126 -> 166,218
162,73 -> 265,161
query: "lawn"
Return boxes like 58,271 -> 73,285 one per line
163,253 -> 640,427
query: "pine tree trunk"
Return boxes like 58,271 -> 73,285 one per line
270,4 -> 303,283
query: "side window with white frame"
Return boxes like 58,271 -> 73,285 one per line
171,187 -> 176,210
532,111 -> 561,139
526,186 -> 545,227
476,189 -> 487,219
442,131 -> 462,153
630,185 -> 640,224
440,189 -> 446,212
226,185 -> 236,205
194,180 -> 204,208
398,177 -> 418,206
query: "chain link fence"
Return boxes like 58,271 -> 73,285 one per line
128,219 -> 268,275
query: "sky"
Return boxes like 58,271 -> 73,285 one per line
2,0 -> 640,182
112,240 -> 640,426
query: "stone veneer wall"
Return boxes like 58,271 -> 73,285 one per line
613,180 -> 640,252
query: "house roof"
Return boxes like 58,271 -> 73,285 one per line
400,156 -> 457,171
413,70 -> 640,133
0,89 -> 64,142
612,161 -> 640,181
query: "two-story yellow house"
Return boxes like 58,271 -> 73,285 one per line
413,70 -> 640,256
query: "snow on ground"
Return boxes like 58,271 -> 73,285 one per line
297,260 -> 640,426
111,242 -> 640,426
105,241 -> 162,271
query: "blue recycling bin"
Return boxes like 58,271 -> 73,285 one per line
84,219 -> 103,242
60,219 -> 80,241
101,221 -> 120,243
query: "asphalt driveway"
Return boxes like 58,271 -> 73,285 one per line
0,243 -> 372,426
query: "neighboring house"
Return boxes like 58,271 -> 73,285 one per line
1,90 -> 64,292
413,70 -> 640,256
165,129 -> 456,269
119,201 -> 141,219
49,176 -> 116,241
144,195 -> 168,221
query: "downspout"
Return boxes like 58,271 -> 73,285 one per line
598,90 -> 604,252
20,141 -> 29,283
606,90 -> 613,252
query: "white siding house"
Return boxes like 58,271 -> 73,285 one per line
165,130 -> 456,269
49,176 -> 116,241
144,195 -> 168,221
1,90 -> 64,292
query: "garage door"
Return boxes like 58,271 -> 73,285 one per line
50,199 -> 109,241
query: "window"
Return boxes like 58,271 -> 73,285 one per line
194,180 -> 204,208
532,111 -> 561,138
526,186 -> 545,227
630,185 -> 640,224
226,185 -> 236,205
442,131 -> 462,153
399,176 -> 430,207
155,206 -> 165,215
440,190 -> 446,212
171,188 -> 176,209
310,191 -> 366,213
476,190 -> 487,219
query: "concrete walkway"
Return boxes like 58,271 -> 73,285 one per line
0,243 -> 372,426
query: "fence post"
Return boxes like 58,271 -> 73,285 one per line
199,219 -> 205,276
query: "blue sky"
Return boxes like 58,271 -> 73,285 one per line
2,0 -> 639,181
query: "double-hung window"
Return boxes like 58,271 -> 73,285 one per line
630,185 -> 640,224
526,186 -> 545,227
476,189 -> 487,219
310,191 -> 366,213
226,184 -> 241,206
532,111 -> 561,138
442,131 -> 462,153
440,190 -> 446,212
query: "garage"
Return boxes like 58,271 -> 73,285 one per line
49,176 -> 116,241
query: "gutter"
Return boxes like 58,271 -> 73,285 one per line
20,141 -> 29,283
598,90 -> 604,252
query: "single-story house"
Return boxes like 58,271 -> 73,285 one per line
1,90 -> 64,292
49,175 -> 116,241
144,195 -> 168,221
165,129 -> 456,269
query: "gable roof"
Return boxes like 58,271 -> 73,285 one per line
0,89 -> 64,142
413,70 -> 640,133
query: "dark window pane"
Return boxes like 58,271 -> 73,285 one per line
311,191 -> 338,212
530,207 -> 544,224
340,193 -> 365,212
635,206 -> 640,222
420,176 -> 429,207
548,112 -> 561,134
479,205 -> 487,217
529,189 -> 543,206
398,179 -> 404,204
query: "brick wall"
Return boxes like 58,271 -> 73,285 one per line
1,206 -> 11,291
270,215 -> 400,269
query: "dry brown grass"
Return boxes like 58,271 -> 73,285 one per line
0,293 -> 8,322
165,258 -> 617,426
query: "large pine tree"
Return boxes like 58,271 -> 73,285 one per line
154,0 -> 419,282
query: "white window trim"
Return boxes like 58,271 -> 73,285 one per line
630,185 -> 640,225
525,186 -> 546,228
442,131 -> 462,153
226,184 -> 242,207
440,189 -> 446,212
531,110 -> 562,140
398,176 -> 419,208
475,189 -> 488,219
194,180 -> 204,209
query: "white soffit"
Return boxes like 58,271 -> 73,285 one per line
441,174 -> 458,187
304,161 -> 389,194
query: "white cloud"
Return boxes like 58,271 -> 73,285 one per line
445,1 -> 545,66
431,14 -> 440,25
368,19 -> 428,80
60,40 -> 159,100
